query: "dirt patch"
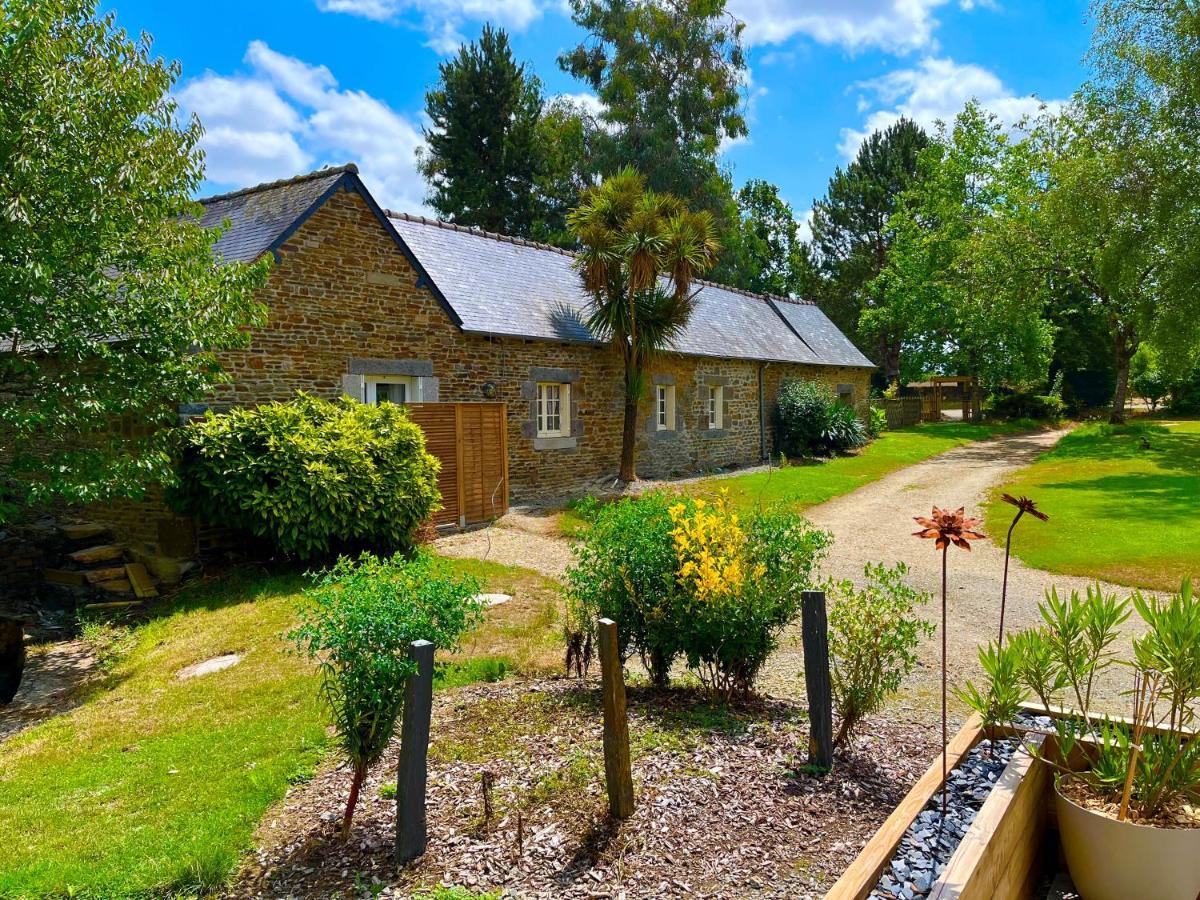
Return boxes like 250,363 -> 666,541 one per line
0,639 -> 96,741
434,508 -> 574,579
229,678 -> 941,899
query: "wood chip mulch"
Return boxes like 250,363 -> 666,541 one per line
227,678 -> 940,900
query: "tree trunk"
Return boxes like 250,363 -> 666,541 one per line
342,762 -> 366,840
618,360 -> 639,484
0,618 -> 25,705
1110,330 -> 1136,425
878,334 -> 901,386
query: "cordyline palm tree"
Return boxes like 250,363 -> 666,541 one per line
569,168 -> 720,483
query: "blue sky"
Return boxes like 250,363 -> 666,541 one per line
106,0 -> 1092,232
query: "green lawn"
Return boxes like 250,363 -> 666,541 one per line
559,421 -> 1027,535
983,420 -> 1200,592
0,558 -> 561,899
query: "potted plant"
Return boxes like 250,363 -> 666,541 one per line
958,579 -> 1200,900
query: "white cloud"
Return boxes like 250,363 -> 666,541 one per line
316,0 -> 543,54
838,56 -> 1062,158
728,0 -> 955,52
178,42 -> 429,212
796,206 -> 815,242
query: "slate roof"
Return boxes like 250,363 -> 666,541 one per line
199,165 -> 358,264
194,166 -> 874,369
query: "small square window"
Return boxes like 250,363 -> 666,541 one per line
707,385 -> 723,429
366,376 -> 415,405
656,384 -> 675,431
537,382 -> 570,437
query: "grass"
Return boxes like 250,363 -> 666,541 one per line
983,420 -> 1200,592
0,555 -> 564,899
560,421 -> 1028,535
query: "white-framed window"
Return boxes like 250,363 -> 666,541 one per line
655,384 -> 676,431
537,382 -> 570,437
366,376 -> 416,406
707,384 -> 723,429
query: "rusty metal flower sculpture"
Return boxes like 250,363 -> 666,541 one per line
998,495 -> 1048,649
914,505 -> 985,817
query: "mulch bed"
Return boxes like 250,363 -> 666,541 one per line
228,678 -> 940,899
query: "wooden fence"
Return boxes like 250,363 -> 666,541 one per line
404,403 -> 508,529
871,397 -> 923,429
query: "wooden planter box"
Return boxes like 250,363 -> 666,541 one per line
826,713 -> 1051,900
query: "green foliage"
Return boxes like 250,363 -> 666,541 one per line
564,492 -> 830,697
775,380 -> 867,457
827,562 -> 934,747
418,25 -> 589,246
809,117 -> 929,378
169,393 -> 440,560
710,179 -> 817,297
0,0 -> 269,522
76,614 -> 135,673
568,169 -> 720,480
558,0 -> 745,222
1169,359 -> 1200,413
867,405 -> 888,437
290,551 -> 483,833
989,392 -> 1065,421
960,580 -> 1200,819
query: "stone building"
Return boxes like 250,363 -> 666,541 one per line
96,163 -> 873,544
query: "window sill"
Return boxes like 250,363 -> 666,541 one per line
648,428 -> 680,442
700,428 -> 729,439
534,435 -> 578,451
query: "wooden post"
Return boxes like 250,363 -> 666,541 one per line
801,590 -> 834,771
597,618 -> 635,819
396,639 -> 434,865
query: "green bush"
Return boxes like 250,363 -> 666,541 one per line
289,551 -> 483,835
1169,361 -> 1200,413
169,393 -> 440,560
827,562 -> 933,748
866,405 -> 888,437
564,492 -> 831,697
775,380 -> 868,456
989,391 -> 1064,421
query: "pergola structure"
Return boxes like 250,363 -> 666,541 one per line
914,375 -> 980,420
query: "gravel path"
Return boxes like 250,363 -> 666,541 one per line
433,507 -> 573,579
762,426 -> 1147,708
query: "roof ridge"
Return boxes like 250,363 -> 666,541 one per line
200,163 -> 359,205
384,209 -> 814,306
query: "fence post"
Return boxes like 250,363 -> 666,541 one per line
801,590 -> 834,771
396,639 -> 435,865
597,618 -> 635,819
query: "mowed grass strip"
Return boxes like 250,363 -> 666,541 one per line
695,421 -> 1028,515
0,558 -> 564,898
984,420 -> 1200,591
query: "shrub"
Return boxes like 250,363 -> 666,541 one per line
827,562 -> 934,748
290,551 -> 483,836
866,404 -> 888,437
564,492 -> 831,698
989,391 -> 1064,421
1169,361 -> 1200,413
563,492 -> 681,686
776,380 -> 868,456
169,393 -> 440,560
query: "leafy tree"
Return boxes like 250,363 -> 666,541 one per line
711,179 -> 817,297
868,103 -> 1053,418
568,168 -> 720,482
530,96 -> 601,247
419,25 -> 545,236
809,118 -> 928,382
290,552 -> 483,837
558,0 -> 746,222
0,0 -> 268,522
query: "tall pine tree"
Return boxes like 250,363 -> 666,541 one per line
809,118 -> 928,382
419,26 -> 545,235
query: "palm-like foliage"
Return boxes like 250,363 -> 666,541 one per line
568,168 -> 720,481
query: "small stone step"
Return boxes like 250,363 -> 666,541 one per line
84,566 -> 127,585
59,523 -> 110,542
124,563 -> 158,600
94,578 -> 132,595
68,544 -> 125,566
82,600 -> 142,610
43,568 -> 87,587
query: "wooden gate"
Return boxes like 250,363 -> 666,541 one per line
404,403 -> 508,529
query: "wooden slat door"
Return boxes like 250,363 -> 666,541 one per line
404,403 -> 508,528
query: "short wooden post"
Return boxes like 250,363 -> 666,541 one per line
396,639 -> 434,865
597,618 -> 635,819
801,590 -> 834,771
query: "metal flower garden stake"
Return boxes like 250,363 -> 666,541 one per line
997,494 -> 1048,648
913,506 -> 985,816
